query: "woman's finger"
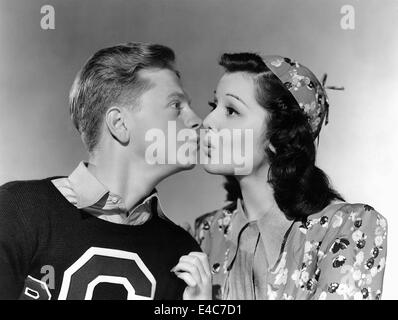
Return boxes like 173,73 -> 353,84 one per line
188,252 -> 211,277
172,261 -> 201,284
179,256 -> 206,283
175,272 -> 197,288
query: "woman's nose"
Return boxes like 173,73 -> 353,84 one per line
202,112 -> 214,130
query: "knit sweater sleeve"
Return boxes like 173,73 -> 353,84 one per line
0,186 -> 34,299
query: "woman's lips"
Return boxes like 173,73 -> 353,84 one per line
204,146 -> 211,157
201,140 -> 213,157
202,132 -> 221,158
202,134 -> 214,148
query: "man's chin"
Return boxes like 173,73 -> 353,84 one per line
202,163 -> 234,176
177,162 -> 196,171
163,162 -> 197,175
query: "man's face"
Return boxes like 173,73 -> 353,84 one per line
125,68 -> 202,173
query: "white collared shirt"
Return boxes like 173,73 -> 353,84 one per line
51,162 -> 160,225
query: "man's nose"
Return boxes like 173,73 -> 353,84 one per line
184,109 -> 202,129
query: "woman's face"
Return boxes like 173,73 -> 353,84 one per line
202,72 -> 269,176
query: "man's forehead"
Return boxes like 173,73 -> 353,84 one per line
139,68 -> 181,86
139,68 -> 187,97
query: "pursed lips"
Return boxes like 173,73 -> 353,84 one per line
201,134 -> 215,157
184,136 -> 200,150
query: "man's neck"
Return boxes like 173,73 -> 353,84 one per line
87,152 -> 162,211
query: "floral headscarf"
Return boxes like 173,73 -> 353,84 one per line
262,55 -> 343,139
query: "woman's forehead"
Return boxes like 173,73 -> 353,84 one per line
216,72 -> 266,111
216,72 -> 256,97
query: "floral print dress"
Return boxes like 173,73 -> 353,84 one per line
195,201 -> 387,300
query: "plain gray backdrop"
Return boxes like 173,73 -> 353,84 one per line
1,0 -> 397,298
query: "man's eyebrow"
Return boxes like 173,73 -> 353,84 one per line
226,93 -> 248,107
168,92 -> 191,104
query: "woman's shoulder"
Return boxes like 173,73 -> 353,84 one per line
307,202 -> 386,228
286,202 -> 388,300
195,202 -> 237,227
302,201 -> 387,248
194,201 -> 237,246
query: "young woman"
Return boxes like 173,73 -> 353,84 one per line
195,53 -> 387,300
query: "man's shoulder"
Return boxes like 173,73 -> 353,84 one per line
0,177 -> 58,201
0,178 -> 62,242
0,177 -> 65,219
1,178 -> 47,191
155,214 -> 200,247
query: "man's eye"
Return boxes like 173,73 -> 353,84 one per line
208,101 -> 217,111
226,106 -> 238,116
171,101 -> 182,110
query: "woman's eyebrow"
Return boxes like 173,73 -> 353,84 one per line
226,93 -> 248,107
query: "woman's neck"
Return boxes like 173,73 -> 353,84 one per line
237,164 -> 293,268
237,164 -> 285,223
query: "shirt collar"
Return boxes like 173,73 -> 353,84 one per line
255,203 -> 294,270
69,162 -> 108,209
225,199 -> 251,270
68,161 -> 161,219
225,198 -> 293,271
228,199 -> 251,245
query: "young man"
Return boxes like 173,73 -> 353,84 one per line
0,42 -> 211,300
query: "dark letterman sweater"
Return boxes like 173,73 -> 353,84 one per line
0,178 -> 200,300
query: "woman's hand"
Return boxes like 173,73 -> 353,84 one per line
171,252 -> 212,300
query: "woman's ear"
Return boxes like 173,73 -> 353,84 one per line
105,106 -> 130,145
268,142 -> 276,154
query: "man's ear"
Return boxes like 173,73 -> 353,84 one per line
105,106 -> 130,145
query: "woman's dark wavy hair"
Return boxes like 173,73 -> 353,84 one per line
220,52 -> 344,220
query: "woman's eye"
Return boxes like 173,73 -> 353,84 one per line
226,106 -> 238,116
208,101 -> 217,111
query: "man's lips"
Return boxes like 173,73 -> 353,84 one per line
184,137 -> 200,149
